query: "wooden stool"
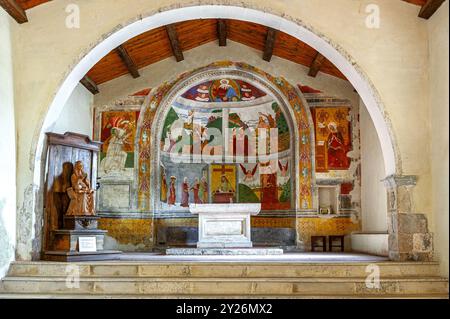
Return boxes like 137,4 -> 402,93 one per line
328,235 -> 345,252
311,236 -> 327,252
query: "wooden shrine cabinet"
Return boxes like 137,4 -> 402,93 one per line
42,132 -> 121,261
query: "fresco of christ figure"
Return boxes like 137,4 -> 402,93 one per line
218,175 -> 234,193
213,79 -> 239,102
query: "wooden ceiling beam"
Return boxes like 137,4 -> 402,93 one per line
263,28 -> 277,62
165,24 -> 184,62
418,0 -> 446,19
308,52 -> 326,77
87,19 -> 348,84
217,19 -> 227,47
0,0 -> 28,24
116,45 -> 140,79
80,76 -> 99,95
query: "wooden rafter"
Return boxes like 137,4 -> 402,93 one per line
308,52 -> 326,77
0,0 -> 28,23
217,19 -> 227,47
263,28 -> 277,62
165,24 -> 184,62
419,0 -> 446,19
116,45 -> 140,79
87,19 -> 347,85
80,76 -> 99,95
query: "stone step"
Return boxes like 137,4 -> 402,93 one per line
0,293 -> 448,299
1,276 -> 448,297
7,261 -> 442,278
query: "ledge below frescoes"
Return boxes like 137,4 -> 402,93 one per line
97,215 -> 359,252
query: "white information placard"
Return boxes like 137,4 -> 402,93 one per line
78,237 -> 97,252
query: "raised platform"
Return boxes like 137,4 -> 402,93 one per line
165,248 -> 283,255
0,255 -> 447,299
43,250 -> 122,262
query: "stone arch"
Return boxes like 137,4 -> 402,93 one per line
23,3 -> 402,260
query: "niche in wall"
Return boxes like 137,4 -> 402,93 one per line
317,185 -> 339,215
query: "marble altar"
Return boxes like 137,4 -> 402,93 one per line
190,203 -> 261,248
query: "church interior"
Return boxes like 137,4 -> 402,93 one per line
0,0 -> 448,299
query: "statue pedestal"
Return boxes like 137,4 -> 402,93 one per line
44,216 -> 121,262
190,203 -> 261,248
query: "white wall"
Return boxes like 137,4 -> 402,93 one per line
428,2 -> 449,277
0,10 -> 16,278
360,99 -> 388,233
51,83 -> 94,138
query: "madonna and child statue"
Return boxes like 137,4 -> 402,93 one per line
66,161 -> 96,216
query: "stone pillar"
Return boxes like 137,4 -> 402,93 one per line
383,175 -> 433,261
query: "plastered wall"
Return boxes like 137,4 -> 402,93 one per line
51,83 -> 94,138
428,2 -> 449,277
7,0 -> 437,260
0,10 -> 16,278
360,99 -> 388,233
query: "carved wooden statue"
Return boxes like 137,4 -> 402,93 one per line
66,161 -> 95,216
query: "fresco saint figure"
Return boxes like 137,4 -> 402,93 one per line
327,122 -> 349,169
181,177 -> 190,207
168,176 -> 177,206
261,173 -> 279,209
101,124 -> 131,174
199,176 -> 208,204
191,178 -> 202,204
160,172 -> 168,203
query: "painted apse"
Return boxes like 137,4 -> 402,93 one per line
93,62 -> 361,251
158,78 -> 293,212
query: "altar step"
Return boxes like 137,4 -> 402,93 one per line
0,261 -> 448,298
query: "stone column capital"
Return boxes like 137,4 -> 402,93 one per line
382,175 -> 417,189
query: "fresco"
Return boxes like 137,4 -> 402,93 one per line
159,160 -> 209,209
157,95 -> 293,210
100,110 -> 139,174
228,102 -> 290,155
238,159 -> 292,210
138,61 -> 314,211
312,107 -> 352,172
161,106 -> 223,157
181,79 -> 266,103
210,164 -> 237,203
93,63 -> 364,251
